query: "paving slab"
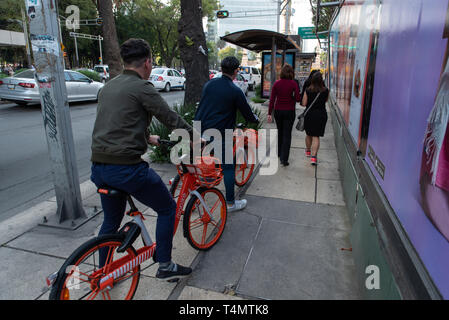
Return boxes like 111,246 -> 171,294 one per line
316,179 -> 346,206
187,211 -> 262,295
242,195 -> 349,231
246,168 -> 316,203
236,218 -> 359,300
178,286 -> 243,300
0,246 -> 65,300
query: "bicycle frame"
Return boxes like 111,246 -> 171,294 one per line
96,168 -> 215,292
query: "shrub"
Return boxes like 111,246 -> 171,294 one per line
251,97 -> 266,104
148,102 -> 197,163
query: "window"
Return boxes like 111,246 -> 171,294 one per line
94,67 -> 104,73
13,70 -> 35,79
64,72 -> 72,81
252,68 -> 259,75
173,70 -> 182,77
167,70 -> 173,76
70,72 -> 90,82
152,69 -> 164,75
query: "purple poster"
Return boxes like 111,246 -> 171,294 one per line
365,0 -> 449,297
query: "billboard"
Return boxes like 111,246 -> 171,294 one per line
330,0 -> 449,297
261,52 -> 295,98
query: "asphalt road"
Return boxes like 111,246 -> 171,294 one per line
0,89 -> 186,223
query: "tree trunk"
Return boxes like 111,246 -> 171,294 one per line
97,0 -> 122,79
178,0 -> 209,106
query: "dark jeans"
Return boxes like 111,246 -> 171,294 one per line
274,109 -> 295,163
91,162 -> 176,265
222,163 -> 235,205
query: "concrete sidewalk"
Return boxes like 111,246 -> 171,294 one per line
0,104 -> 362,300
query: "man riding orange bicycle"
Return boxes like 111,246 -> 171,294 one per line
90,38 -> 197,280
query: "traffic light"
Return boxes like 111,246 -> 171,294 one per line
216,10 -> 229,19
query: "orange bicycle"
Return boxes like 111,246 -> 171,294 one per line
47,141 -> 227,300
169,124 -> 259,199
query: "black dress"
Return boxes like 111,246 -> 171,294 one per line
304,88 -> 329,137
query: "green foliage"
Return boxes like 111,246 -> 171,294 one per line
251,97 -> 266,104
148,102 -> 197,163
311,0 -> 338,33
236,106 -> 264,131
76,69 -> 102,82
218,47 -> 236,62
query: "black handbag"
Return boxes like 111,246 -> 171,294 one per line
296,92 -> 321,131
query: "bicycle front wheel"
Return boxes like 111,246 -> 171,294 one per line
49,234 -> 140,300
183,187 -> 227,250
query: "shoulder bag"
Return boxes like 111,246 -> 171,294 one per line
296,92 -> 321,131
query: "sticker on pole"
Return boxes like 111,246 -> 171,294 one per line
26,0 -> 41,19
30,34 -> 60,56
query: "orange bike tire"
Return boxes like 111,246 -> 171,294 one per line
183,187 -> 227,251
49,234 -> 140,300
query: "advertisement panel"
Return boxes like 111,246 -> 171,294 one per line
261,52 -> 294,98
363,0 -> 449,297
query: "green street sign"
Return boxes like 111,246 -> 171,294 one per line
298,27 -> 327,39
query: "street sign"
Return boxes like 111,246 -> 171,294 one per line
298,27 -> 327,39
216,10 -> 229,18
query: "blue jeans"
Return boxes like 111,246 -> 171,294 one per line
91,162 -> 176,265
222,163 -> 235,204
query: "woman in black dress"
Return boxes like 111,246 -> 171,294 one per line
301,72 -> 329,165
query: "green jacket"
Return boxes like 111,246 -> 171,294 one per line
91,69 -> 192,165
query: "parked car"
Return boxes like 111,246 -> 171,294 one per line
213,72 -> 248,96
0,69 -> 104,106
239,66 -> 261,91
149,67 -> 186,92
93,64 -> 109,83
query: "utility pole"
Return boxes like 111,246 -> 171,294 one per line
24,0 -> 91,229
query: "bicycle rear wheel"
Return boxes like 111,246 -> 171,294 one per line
183,187 -> 227,250
49,234 -> 140,300
235,146 -> 255,187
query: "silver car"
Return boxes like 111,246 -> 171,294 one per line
0,69 -> 104,106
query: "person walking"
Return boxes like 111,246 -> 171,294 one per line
194,56 -> 259,212
267,64 -> 301,166
300,69 -> 319,102
301,72 -> 329,165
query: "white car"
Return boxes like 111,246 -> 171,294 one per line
239,66 -> 261,91
94,64 -> 109,83
213,72 -> 248,96
149,68 -> 186,92
0,69 -> 104,106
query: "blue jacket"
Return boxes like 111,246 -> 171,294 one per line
194,75 -> 259,135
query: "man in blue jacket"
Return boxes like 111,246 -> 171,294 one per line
195,56 -> 259,212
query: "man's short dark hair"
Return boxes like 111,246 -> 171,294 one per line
120,38 -> 152,68
221,56 -> 240,75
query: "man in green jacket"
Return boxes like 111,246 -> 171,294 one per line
90,38 -> 192,281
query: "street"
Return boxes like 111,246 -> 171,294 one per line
0,89 -> 186,222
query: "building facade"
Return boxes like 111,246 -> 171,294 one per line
217,0 -> 278,36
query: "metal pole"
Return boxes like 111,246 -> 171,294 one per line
24,0 -> 89,229
57,18 -> 65,69
99,37 -> 103,64
271,36 -> 277,91
74,36 -> 79,68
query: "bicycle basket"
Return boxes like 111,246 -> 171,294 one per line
177,156 -> 223,188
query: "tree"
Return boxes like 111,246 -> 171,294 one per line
178,0 -> 210,106
218,46 -> 236,62
97,0 -> 122,78
310,0 -> 337,33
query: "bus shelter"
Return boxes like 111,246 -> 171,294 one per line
220,29 -> 301,98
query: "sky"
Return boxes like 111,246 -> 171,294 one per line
290,0 -> 320,52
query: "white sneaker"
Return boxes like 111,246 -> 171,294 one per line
227,199 -> 247,212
